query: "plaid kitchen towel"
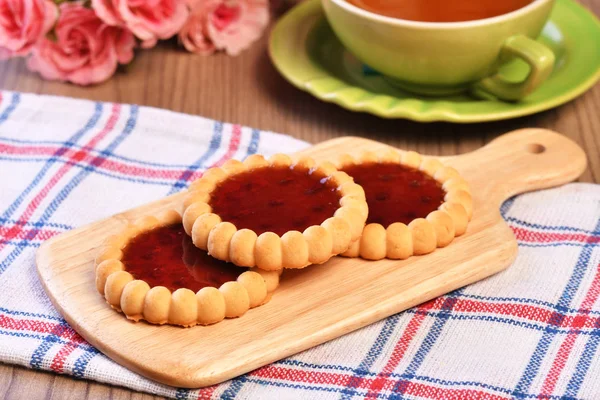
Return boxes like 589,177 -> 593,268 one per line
0,91 -> 599,400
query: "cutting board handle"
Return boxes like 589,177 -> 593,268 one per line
449,128 -> 587,204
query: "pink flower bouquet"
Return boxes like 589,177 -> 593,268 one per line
0,0 -> 271,85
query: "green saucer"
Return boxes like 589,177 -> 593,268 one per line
269,0 -> 600,123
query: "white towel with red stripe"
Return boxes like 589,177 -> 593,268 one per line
1,91 -> 599,400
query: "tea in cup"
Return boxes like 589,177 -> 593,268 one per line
322,0 -> 556,100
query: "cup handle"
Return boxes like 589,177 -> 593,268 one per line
471,34 -> 555,101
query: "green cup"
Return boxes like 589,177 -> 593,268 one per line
322,0 -> 556,100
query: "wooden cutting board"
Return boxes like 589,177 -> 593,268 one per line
36,128 -> 586,388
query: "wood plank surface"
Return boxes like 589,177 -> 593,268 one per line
0,0 -> 599,397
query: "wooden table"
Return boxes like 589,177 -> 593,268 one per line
1,1 -> 598,397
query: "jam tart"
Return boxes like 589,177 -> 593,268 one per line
94,210 -> 281,327
180,154 -> 368,270
338,150 -> 473,260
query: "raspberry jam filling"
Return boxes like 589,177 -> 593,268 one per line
121,223 -> 246,292
209,165 -> 341,236
341,162 -> 445,227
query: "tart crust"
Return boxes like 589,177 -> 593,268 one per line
181,154 -> 368,270
338,150 -> 473,260
94,210 -> 281,327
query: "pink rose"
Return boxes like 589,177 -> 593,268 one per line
181,0 -> 269,56
0,0 -> 57,59
92,0 -> 189,47
179,0 -> 217,55
207,0 -> 269,56
27,2 -> 135,86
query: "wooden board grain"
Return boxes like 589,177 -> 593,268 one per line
36,128 -> 586,388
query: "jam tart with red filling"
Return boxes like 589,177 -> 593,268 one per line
94,210 -> 281,327
180,154 -> 368,270
337,150 -> 472,260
